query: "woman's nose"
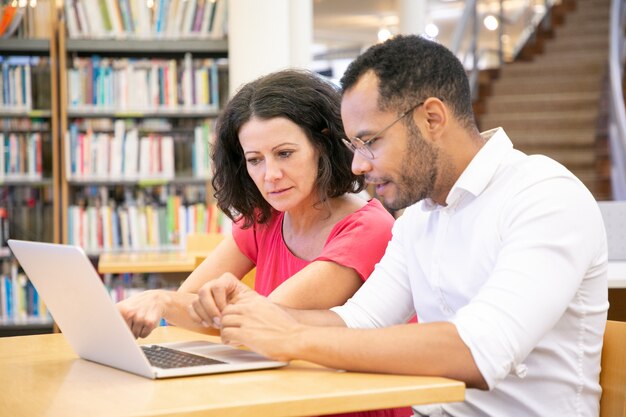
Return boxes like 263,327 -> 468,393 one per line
264,159 -> 283,181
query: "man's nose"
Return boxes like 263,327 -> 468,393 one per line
351,151 -> 372,176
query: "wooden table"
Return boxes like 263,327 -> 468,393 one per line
0,326 -> 465,417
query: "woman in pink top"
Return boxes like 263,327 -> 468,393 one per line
117,70 -> 408,417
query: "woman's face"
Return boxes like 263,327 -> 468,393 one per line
239,116 -> 320,213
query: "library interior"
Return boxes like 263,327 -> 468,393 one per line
0,0 -> 626,416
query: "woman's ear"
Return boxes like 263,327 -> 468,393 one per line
321,128 -> 330,136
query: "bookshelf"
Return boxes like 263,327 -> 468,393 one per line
0,0 -> 232,335
0,0 -> 59,335
57,3 -> 230,258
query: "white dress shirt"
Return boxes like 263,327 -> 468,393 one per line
332,128 -> 609,417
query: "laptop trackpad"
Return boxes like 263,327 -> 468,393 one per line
159,340 -> 271,363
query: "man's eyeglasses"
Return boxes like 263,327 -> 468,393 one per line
342,101 -> 425,159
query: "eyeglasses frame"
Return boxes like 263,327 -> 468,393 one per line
341,100 -> 425,159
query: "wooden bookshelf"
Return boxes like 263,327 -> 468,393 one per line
1,2 -> 230,334
65,39 -> 228,56
57,7 -> 229,254
0,3 -> 60,333
98,250 -> 202,274
0,39 -> 50,53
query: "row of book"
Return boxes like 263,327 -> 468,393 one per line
0,56 -> 51,111
67,54 -> 220,111
70,116 -> 202,133
72,117 -> 176,133
0,260 -> 50,323
0,117 -> 49,131
0,132 -> 44,180
67,196 -> 231,252
65,119 -> 211,180
0,187 -> 55,246
64,0 -> 227,40
104,272 -> 177,303
0,57 -> 32,110
0,0 -> 52,39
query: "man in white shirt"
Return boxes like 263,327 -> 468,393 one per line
190,35 -> 609,416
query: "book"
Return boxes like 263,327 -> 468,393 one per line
0,5 -> 18,37
78,0 -> 99,37
97,0 -> 113,33
75,0 -> 91,36
65,0 -> 81,38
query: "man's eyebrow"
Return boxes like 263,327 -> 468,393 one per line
350,129 -> 377,139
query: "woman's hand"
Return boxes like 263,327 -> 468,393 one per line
116,290 -> 170,338
189,273 -> 253,328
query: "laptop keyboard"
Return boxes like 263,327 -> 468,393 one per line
141,345 -> 227,369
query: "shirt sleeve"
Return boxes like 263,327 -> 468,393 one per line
331,208 -> 417,328
451,174 -> 607,390
315,199 -> 394,281
232,218 -> 259,264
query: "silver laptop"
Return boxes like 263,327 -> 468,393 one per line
7,239 -> 287,379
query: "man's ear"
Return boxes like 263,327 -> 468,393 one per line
422,97 -> 447,137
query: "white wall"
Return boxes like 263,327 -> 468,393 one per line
227,0 -> 313,97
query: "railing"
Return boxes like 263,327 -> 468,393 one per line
608,0 -> 626,200
450,0 -> 558,100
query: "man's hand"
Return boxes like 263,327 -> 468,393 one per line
189,273 -> 252,328
116,290 -> 169,338
219,291 -> 304,361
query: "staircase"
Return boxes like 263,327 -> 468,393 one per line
477,0 -> 611,200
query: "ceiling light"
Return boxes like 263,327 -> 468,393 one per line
483,15 -> 499,31
377,27 -> 392,43
424,23 -> 439,38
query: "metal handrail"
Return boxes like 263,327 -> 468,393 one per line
608,0 -> 626,200
450,0 -> 557,100
450,0 -> 477,55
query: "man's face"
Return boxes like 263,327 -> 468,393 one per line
341,72 -> 438,210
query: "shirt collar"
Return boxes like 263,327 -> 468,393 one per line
421,127 -> 513,211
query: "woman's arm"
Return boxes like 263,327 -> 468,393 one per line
116,235 -> 254,338
190,261 -> 363,330
268,260 -> 362,309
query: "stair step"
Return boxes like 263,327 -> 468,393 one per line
565,11 -> 610,23
476,0 -> 610,200
545,30 -> 607,43
544,36 -> 608,53
492,129 -> 597,147
500,60 -> 605,77
483,123 -> 597,136
491,77 -> 602,95
515,147 -> 596,168
485,92 -> 601,113
564,8 -> 610,21
481,110 -> 597,131
557,24 -> 608,36
495,73 -> 602,85
574,0 -> 611,8
565,0 -> 611,14
532,49 -> 608,61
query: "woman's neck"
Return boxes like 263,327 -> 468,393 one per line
281,194 -> 367,260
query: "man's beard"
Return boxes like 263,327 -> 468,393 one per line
383,125 -> 438,211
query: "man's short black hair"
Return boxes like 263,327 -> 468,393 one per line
340,35 -> 476,129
